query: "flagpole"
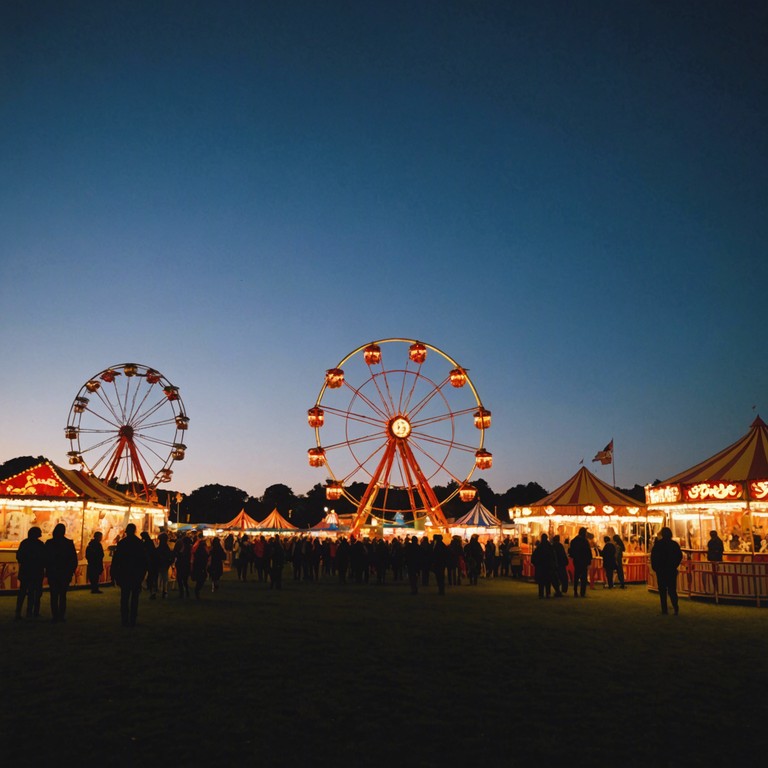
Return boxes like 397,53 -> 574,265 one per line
612,438 -> 616,488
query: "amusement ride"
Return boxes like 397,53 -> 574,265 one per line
308,339 -> 492,533
65,363 -> 189,501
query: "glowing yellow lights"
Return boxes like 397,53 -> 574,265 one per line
123,363 -> 139,377
325,481 -> 343,500
85,380 -> 100,393
602,505 -> 614,515
752,480 -> 768,500
325,368 -> 344,388
307,406 -> 325,428
175,415 -> 190,430
545,506 -> 555,516
474,408 -> 491,430
584,505 -> 595,514
171,444 -> 186,460
628,507 -> 639,515
458,483 -> 477,502
308,447 -> 326,467
363,344 -> 381,365
646,485 -> 681,505
475,449 -> 493,470
409,342 -> 427,364
449,368 -> 467,388
163,385 -> 180,401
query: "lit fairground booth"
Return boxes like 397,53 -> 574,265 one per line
646,416 -> 768,604
0,461 -> 165,592
510,466 -> 658,585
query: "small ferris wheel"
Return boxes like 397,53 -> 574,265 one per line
65,363 -> 188,500
307,339 -> 492,533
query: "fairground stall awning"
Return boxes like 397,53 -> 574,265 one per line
0,460 -> 164,554
452,501 -> 503,527
646,416 -> 768,551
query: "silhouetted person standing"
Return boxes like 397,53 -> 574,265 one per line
432,535 -> 447,595
707,530 -> 724,562
112,523 -> 148,627
405,535 -> 420,594
568,527 -> 592,597
45,522 -> 78,622
85,531 -> 104,593
268,535 -> 285,590
15,526 -> 45,619
531,534 -> 557,598
651,526 -> 683,615
612,534 -> 626,588
551,534 -> 569,595
601,536 -> 617,589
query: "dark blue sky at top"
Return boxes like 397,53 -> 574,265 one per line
1,1 -> 766,499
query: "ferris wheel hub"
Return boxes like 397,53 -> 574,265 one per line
389,416 -> 412,439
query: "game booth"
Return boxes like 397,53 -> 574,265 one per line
510,466 -> 658,585
0,460 -> 165,593
646,415 -> 768,604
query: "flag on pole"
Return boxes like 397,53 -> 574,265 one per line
592,439 -> 613,465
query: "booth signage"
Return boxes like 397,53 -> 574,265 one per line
2,464 -> 78,497
684,482 -> 742,502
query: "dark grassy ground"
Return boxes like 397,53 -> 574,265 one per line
1,573 -> 765,767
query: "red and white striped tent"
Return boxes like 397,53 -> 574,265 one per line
510,466 -> 649,546
220,508 -> 261,531
646,415 -> 768,552
255,508 -> 297,532
516,465 -> 646,518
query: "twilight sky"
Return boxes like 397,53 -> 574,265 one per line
2,1 -> 766,499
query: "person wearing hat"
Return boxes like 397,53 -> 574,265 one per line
15,526 -> 45,619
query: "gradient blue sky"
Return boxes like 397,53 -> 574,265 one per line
2,1 -> 766,498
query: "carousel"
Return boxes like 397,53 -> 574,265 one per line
510,465 -> 656,584
646,415 -> 768,604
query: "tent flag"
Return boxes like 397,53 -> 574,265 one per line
592,439 -> 613,465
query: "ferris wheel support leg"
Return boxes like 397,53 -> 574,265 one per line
350,441 -> 398,535
399,440 -> 450,532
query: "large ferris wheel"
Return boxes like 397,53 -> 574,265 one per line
65,363 -> 188,501
307,339 -> 492,533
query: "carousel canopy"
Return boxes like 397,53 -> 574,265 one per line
453,501 -> 502,527
220,508 -> 260,530
519,466 -> 645,516
255,507 -> 297,531
0,460 -> 161,509
647,416 -> 768,505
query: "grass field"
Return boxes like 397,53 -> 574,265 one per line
1,573 -> 765,767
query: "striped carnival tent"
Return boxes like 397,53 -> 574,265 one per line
453,501 -> 503,527
647,415 -> 768,553
450,500 -> 505,541
255,507 -> 297,532
645,416 -> 768,604
510,466 -> 651,583
514,465 -> 646,518
220,508 -> 261,531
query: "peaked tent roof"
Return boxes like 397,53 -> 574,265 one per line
220,509 -> 261,530
255,508 -> 297,531
524,466 -> 645,516
310,510 -> 346,531
0,460 -> 161,509
453,501 -> 502,527
658,416 -> 768,485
